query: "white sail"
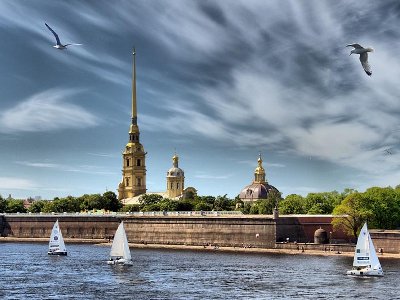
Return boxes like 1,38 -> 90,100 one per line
48,220 -> 67,255
110,221 -> 131,261
353,222 -> 370,267
368,231 -> 382,271
347,222 -> 383,276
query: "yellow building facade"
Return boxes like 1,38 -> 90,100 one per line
118,50 -> 147,200
166,153 -> 185,198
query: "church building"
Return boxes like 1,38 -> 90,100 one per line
239,153 -> 280,202
118,50 -> 147,200
118,51 -> 196,204
166,153 -> 185,198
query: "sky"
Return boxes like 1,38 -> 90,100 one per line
1,0 -> 400,200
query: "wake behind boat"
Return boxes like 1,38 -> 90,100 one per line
48,219 -> 67,256
107,221 -> 133,266
347,222 -> 383,277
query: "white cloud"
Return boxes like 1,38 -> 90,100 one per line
0,89 -> 98,133
15,160 -> 117,176
0,177 -> 37,190
15,161 -> 60,168
137,0 -> 400,183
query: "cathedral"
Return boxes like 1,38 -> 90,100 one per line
118,51 -> 196,204
118,50 -> 147,200
238,153 -> 280,202
118,51 -> 278,205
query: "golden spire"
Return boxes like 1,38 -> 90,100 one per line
131,48 -> 137,125
257,152 -> 263,165
254,152 -> 266,183
128,48 -> 140,143
173,151 -> 179,168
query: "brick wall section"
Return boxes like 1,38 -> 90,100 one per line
1,215 -> 119,239
1,214 -> 276,248
124,216 -> 276,248
370,230 -> 400,254
1,214 -> 398,253
277,215 -> 351,243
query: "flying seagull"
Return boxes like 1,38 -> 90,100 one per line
384,148 -> 393,155
45,23 -> 82,50
346,43 -> 373,76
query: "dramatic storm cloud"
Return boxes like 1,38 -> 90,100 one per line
1,0 -> 400,199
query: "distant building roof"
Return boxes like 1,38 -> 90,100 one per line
239,182 -> 279,201
238,153 -> 280,202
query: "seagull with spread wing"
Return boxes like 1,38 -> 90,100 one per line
346,43 -> 373,76
45,23 -> 82,50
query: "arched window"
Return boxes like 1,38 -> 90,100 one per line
126,158 -> 130,167
137,159 -> 141,166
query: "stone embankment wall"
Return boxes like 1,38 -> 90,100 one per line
0,214 -> 276,248
370,230 -> 400,254
1,214 -> 398,253
0,215 -> 119,240
124,215 -> 276,248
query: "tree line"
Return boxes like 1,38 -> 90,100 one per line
0,191 -> 122,213
1,185 -> 399,233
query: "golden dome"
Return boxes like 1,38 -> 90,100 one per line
254,154 -> 265,175
168,153 -> 184,177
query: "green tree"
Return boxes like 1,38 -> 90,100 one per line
257,199 -> 276,214
103,191 -> 122,212
120,204 -> 141,212
5,199 -> 27,213
280,194 -> 306,214
141,203 -> 161,212
196,196 -> 216,206
175,199 -> 193,211
158,199 -> 179,211
305,191 -> 342,214
28,200 -> 45,213
0,194 -> 6,212
363,187 -> 400,229
267,190 -> 282,208
194,201 -> 213,211
240,202 -> 252,214
332,192 -> 371,239
80,194 -> 105,211
213,194 -> 234,211
249,202 -> 260,214
42,201 -> 55,213
139,194 -> 163,208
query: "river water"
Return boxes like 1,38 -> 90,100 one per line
0,243 -> 399,299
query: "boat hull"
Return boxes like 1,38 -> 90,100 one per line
107,258 -> 133,266
48,251 -> 67,256
346,268 -> 383,277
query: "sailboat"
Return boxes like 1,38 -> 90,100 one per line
48,220 -> 67,256
107,221 -> 133,266
346,222 -> 383,277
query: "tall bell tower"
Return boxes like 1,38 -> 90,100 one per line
118,49 -> 147,200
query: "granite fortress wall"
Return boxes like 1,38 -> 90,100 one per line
125,216 -> 276,247
0,214 -> 276,248
0,215 -> 119,240
1,214 -> 399,253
